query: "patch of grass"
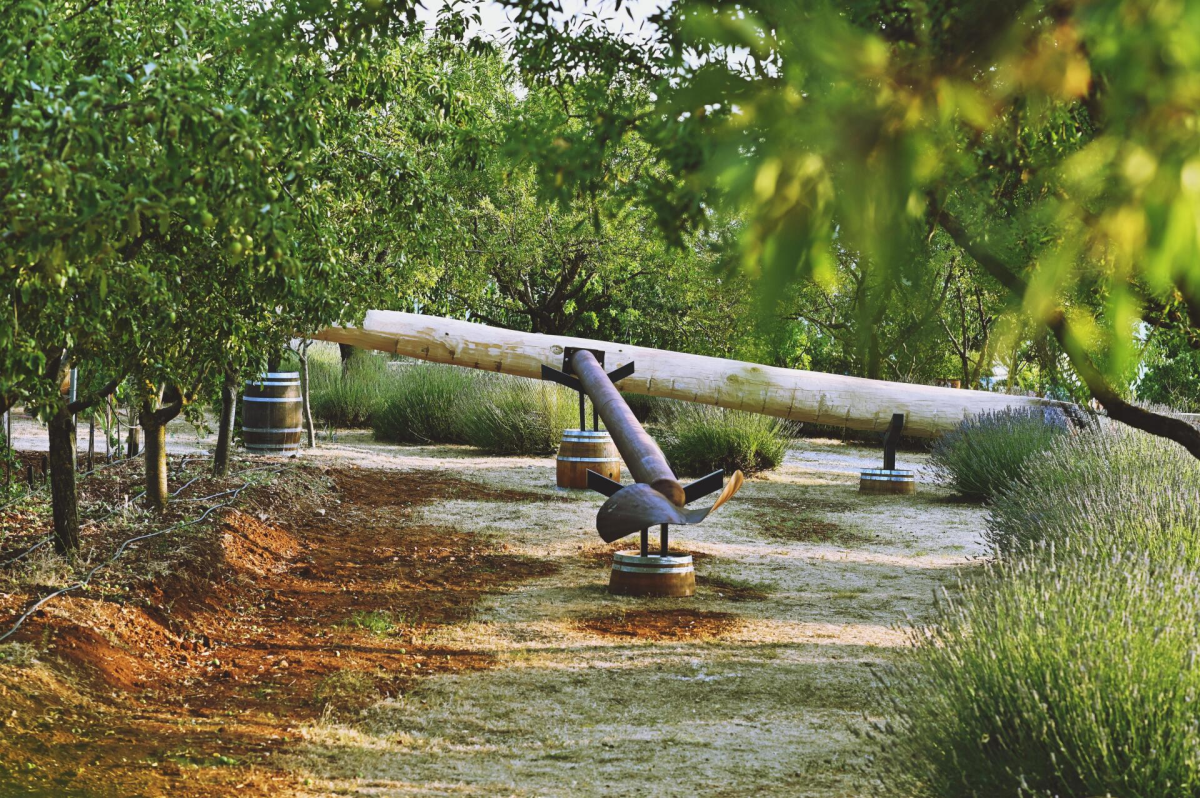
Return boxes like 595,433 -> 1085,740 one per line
300,350 -> 392,428
696,574 -> 771,602
986,421 -> 1200,562
655,403 -> 795,477
929,407 -> 1073,503
746,497 -> 864,544
313,669 -> 380,713
877,551 -> 1200,797
367,364 -> 577,455
343,610 -> 397,636
827,587 -> 870,601
622,392 -> 678,424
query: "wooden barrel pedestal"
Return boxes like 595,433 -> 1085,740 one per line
609,551 -> 695,597
555,429 -> 620,489
859,468 -> 915,494
243,372 -> 303,454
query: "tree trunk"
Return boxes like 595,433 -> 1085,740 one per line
213,373 -> 237,477
87,414 -> 95,472
126,409 -> 140,457
104,397 -> 113,460
47,405 -> 79,555
338,343 -> 355,374
866,331 -> 882,381
142,405 -> 168,513
299,342 -> 316,448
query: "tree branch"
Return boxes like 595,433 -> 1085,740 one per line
68,376 -> 123,414
936,206 -> 1200,459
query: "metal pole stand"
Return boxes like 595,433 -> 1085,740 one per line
859,413 -> 916,494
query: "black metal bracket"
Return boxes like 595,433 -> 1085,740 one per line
543,357 -> 634,388
563,346 -> 606,372
541,364 -> 581,392
882,412 -> 905,471
683,469 -> 725,504
586,469 -> 623,498
605,361 -> 635,385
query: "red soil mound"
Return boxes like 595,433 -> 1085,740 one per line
577,608 -> 740,640
0,464 -> 558,797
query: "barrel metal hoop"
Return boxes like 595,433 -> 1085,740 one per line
612,552 -> 694,567
243,397 -> 302,403
611,563 -> 695,575
245,444 -> 301,451
243,426 -> 305,433
557,456 -> 621,463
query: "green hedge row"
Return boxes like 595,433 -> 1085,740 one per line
881,414 -> 1200,797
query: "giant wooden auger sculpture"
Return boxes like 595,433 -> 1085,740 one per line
540,347 -> 744,595
318,310 -> 1065,596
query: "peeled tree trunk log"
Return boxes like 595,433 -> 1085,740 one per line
317,311 -> 1067,438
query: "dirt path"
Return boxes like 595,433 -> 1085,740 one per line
0,435 -> 983,797
282,438 -> 984,797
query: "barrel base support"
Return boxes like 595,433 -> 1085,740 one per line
859,468 -> 916,494
608,551 -> 695,597
555,429 -> 620,490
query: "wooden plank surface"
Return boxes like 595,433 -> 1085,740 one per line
316,310 -> 1066,438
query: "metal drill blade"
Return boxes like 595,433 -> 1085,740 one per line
594,470 -> 746,543
596,484 -> 687,543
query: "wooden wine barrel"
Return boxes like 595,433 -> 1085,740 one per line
609,551 -> 696,597
243,372 -> 303,454
859,468 -> 916,495
555,429 -> 621,489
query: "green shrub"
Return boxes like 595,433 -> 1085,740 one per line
879,550 -> 1200,798
372,364 -> 475,444
929,407 -> 1072,502
986,421 -> 1200,562
460,376 -> 577,455
622,392 -> 677,424
655,403 -> 794,476
305,351 -> 390,428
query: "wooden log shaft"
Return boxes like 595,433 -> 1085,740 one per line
316,311 -> 1066,439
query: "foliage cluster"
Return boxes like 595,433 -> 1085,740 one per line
303,353 -> 393,430
460,377 -> 578,456
880,550 -> 1200,798
499,0 -> 1200,456
370,363 -> 474,445
883,417 -> 1200,794
986,421 -> 1200,562
929,408 -> 1073,503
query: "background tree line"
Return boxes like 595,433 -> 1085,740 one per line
4,0 -> 1199,556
